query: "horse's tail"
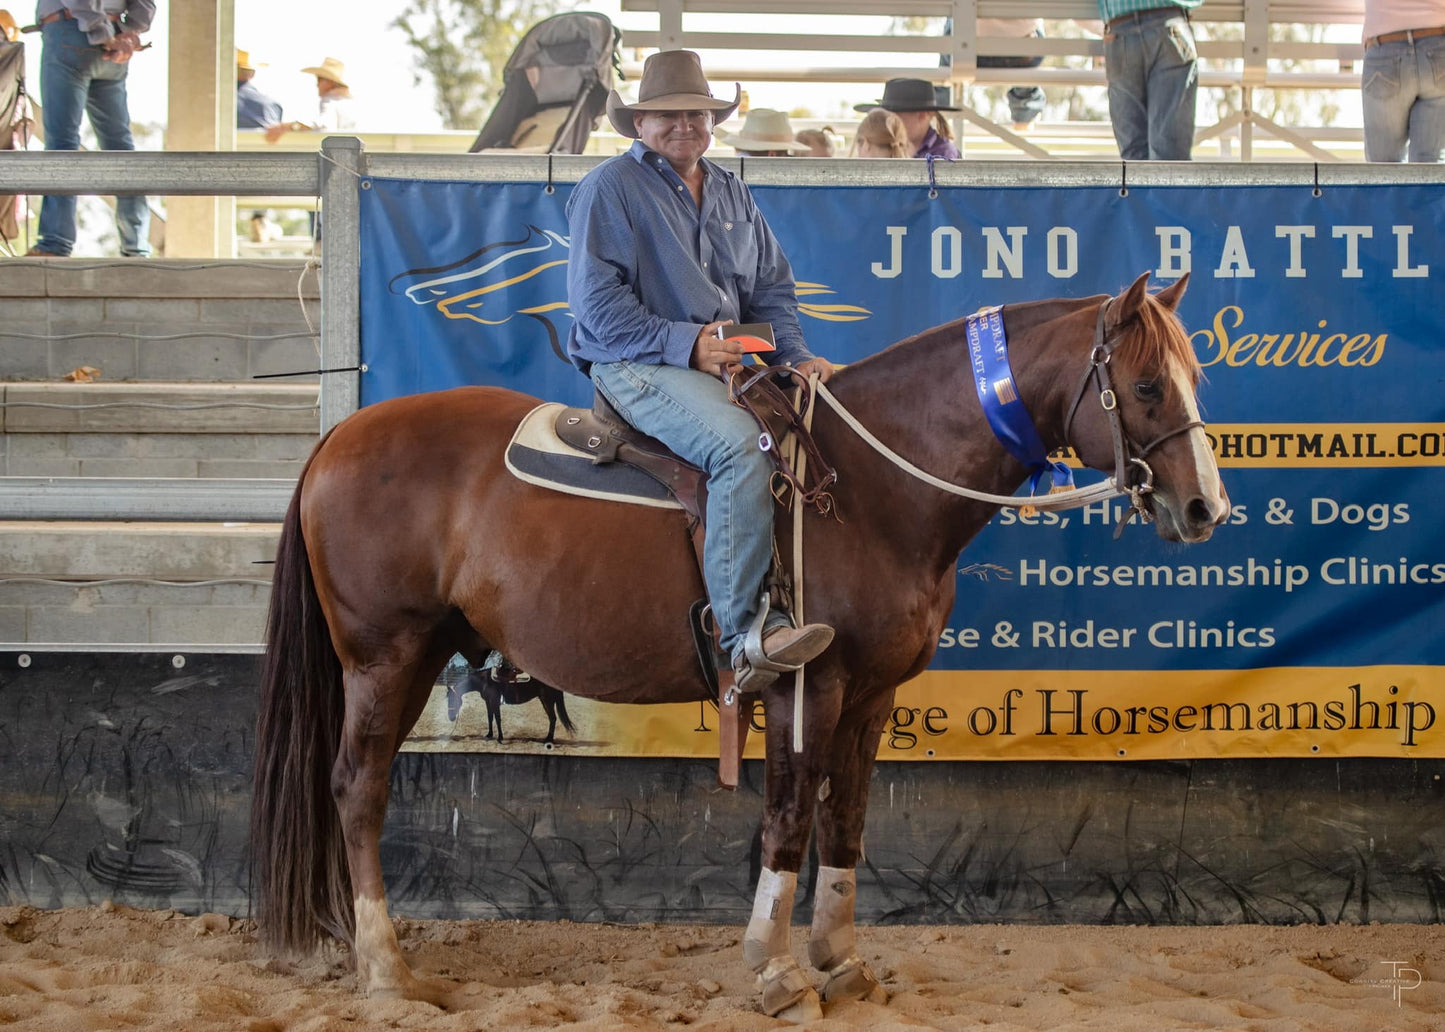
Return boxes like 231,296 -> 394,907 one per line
552,689 -> 576,734
250,443 -> 354,953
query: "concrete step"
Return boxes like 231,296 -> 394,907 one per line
0,520 -> 279,644
1,259 -> 322,382
1,381 -> 318,478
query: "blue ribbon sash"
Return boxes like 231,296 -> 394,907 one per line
965,306 -> 1075,497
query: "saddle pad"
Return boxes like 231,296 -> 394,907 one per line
505,403 -> 683,509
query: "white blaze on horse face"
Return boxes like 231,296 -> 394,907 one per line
808,866 -> 859,971
1166,361 -> 1227,534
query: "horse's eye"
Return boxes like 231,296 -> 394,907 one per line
1134,380 -> 1164,403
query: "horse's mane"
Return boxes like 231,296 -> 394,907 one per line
1112,291 -> 1202,389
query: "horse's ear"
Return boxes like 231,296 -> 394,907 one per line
1113,271 -> 1153,324
1154,272 -> 1190,311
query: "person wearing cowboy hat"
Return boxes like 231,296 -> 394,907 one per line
264,55 -> 355,142
566,49 -> 836,694
854,78 -> 961,160
717,108 -> 811,156
236,48 -> 283,129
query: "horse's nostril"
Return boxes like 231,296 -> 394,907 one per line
1186,497 -> 1213,527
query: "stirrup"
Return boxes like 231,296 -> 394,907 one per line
733,592 -> 799,694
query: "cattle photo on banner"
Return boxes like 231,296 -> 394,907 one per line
359,176 -> 1445,761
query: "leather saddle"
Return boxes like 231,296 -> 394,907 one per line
552,390 -> 711,525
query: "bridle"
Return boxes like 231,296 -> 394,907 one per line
1063,298 -> 1206,535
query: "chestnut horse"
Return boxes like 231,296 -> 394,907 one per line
251,273 -> 1228,1019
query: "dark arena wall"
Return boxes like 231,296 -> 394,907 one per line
2,649 -> 1442,925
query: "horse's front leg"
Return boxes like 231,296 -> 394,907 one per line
808,691 -> 894,1004
334,659 -> 448,1004
744,677 -> 842,1022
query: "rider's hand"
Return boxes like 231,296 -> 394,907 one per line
690,320 -> 743,378
793,357 -> 835,384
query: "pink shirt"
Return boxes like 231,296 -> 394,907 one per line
1363,0 -> 1445,41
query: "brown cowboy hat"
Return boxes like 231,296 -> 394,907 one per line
606,50 -> 740,138
854,78 -> 958,113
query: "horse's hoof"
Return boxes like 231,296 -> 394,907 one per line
758,958 -> 820,1021
369,975 -> 451,1008
774,990 -> 824,1024
821,954 -> 887,1005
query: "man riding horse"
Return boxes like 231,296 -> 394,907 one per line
566,49 -> 837,693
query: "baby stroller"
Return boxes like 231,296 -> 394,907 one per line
469,11 -> 621,155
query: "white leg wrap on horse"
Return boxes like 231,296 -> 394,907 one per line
742,867 -> 797,971
808,866 -> 858,970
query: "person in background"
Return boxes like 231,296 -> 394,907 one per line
264,55 -> 355,142
27,0 -> 153,257
794,127 -> 837,157
1097,0 -> 1200,160
566,50 -> 837,693
854,78 -> 960,159
718,107 -> 810,155
942,16 -> 1049,131
853,108 -> 909,157
236,48 -> 282,129
1360,0 -> 1445,161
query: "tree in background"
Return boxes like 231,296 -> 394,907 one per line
394,0 -> 559,130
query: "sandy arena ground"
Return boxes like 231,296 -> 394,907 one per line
2,905 -> 1442,1030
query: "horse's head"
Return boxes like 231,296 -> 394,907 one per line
1065,272 -> 1229,543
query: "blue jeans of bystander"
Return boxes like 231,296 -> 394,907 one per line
36,18 -> 150,256
591,360 -> 782,658
1103,8 -> 1198,160
1362,34 -> 1445,162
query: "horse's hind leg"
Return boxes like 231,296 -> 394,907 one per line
807,695 -> 893,1005
334,642 -> 452,1003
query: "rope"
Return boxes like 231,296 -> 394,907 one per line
0,401 -> 315,411
812,381 -> 1122,511
1,577 -> 272,587
0,330 -> 314,343
296,257 -> 322,359
8,259 -> 310,271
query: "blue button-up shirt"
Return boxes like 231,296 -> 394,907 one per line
237,80 -> 284,129
566,139 -> 813,373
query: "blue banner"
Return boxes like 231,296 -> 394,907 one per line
361,174 -> 1445,757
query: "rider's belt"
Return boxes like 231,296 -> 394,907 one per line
1104,6 -> 1188,32
1365,25 -> 1445,48
39,10 -> 122,24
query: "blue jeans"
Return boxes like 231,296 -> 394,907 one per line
591,360 -> 779,656
1104,9 -> 1198,160
1362,34 -> 1445,162
36,18 -> 150,256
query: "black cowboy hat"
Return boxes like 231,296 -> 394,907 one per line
854,78 -> 958,113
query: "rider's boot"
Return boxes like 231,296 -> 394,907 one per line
732,593 -> 834,693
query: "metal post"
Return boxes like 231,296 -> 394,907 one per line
319,136 -> 365,433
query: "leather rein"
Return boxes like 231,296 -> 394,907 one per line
727,295 -> 1204,538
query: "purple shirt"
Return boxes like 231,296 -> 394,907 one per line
914,128 -> 960,160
